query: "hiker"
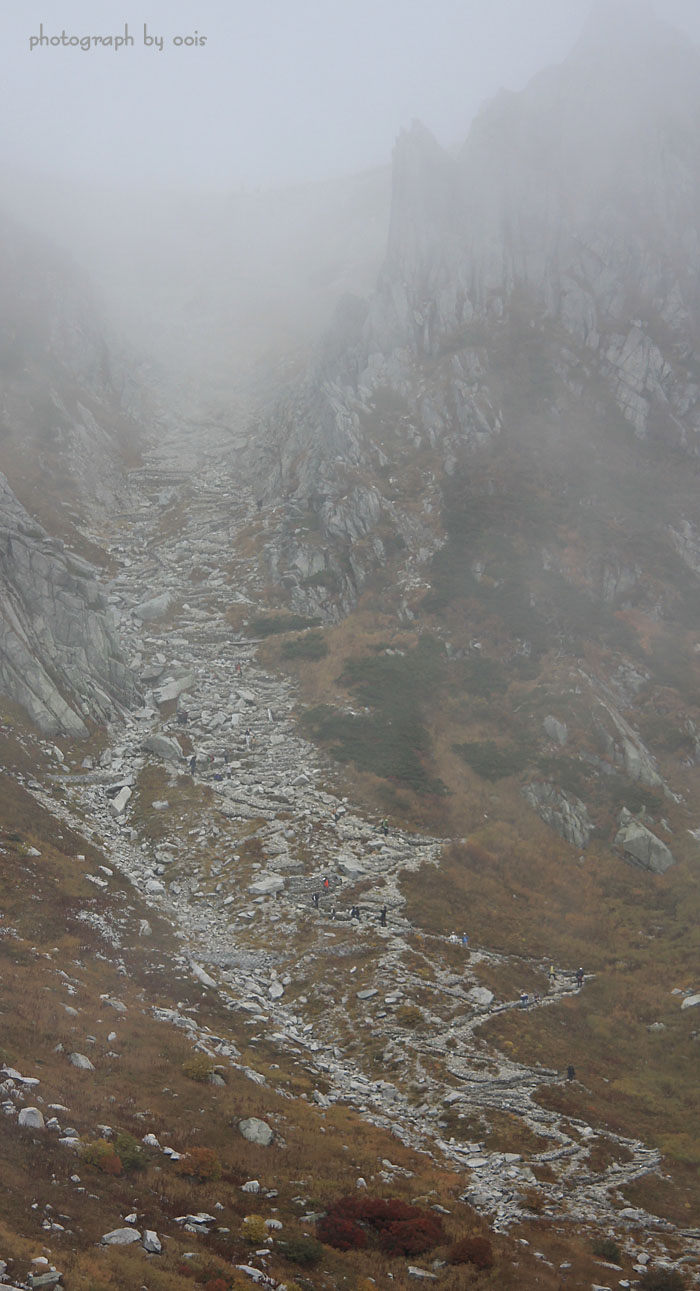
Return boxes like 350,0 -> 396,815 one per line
244,727 -> 251,747
330,904 -> 337,920
575,966 -> 584,988
567,1064 -> 576,1081
533,991 -> 541,1004
189,754 -> 196,774
381,818 -> 389,837
312,892 -> 320,909
449,931 -> 459,944
519,991 -> 529,1009
351,905 -> 360,921
379,905 -> 387,927
236,661 -> 243,676
462,932 -> 469,947
323,876 -> 330,891
548,964 -> 556,985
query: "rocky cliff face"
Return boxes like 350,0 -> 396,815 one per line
0,472 -> 137,735
0,212 -> 141,733
253,3 -> 700,561
245,3 -> 700,860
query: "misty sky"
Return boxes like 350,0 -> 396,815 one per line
2,0 -> 700,192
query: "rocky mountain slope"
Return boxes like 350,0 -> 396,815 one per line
0,212 -> 140,733
251,2 -> 700,563
2,419 -> 698,1291
3,4 -> 700,1288
241,3 -> 700,878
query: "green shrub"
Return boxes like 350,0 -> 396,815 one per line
279,1236 -> 323,1266
639,1271 -> 686,1291
301,635 -> 448,796
182,1053 -> 216,1082
114,1131 -> 144,1174
282,631 -> 328,661
247,614 -> 321,637
592,1236 -> 622,1264
453,740 -> 529,780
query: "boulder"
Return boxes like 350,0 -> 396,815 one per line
238,1117 -> 273,1147
468,986 -> 494,1007
614,815 -> 675,874
143,1230 -> 162,1253
109,785 -> 132,816
338,858 -> 365,879
141,734 -> 183,762
248,874 -> 284,896
69,1053 -> 95,1071
681,994 -> 700,1010
133,592 -> 173,621
101,1227 -> 141,1245
18,1107 -> 45,1129
192,963 -> 217,988
153,673 -> 194,704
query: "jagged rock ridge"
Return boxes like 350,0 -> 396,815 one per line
251,3 -> 700,608
0,472 -> 137,736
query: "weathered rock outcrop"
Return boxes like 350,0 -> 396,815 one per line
522,781 -> 594,849
614,809 -> 675,874
253,3 -> 700,601
0,473 -> 137,736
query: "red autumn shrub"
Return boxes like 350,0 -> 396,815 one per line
317,1195 -> 443,1255
316,1214 -> 367,1251
449,1235 -> 495,1269
379,1215 -> 444,1257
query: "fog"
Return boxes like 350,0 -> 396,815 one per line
2,0 -> 700,396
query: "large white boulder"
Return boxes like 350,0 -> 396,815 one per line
238,1117 -> 273,1146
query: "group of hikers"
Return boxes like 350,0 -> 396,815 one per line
519,965 -> 585,1010
311,889 -> 389,927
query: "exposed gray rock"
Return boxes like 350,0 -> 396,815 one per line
141,733 -> 183,761
143,1230 -> 162,1253
543,716 -> 568,746
153,673 -> 194,704
133,592 -> 173,621
614,812 -> 675,873
238,1117 -> 273,1146
68,1053 -> 95,1071
248,874 -> 284,896
101,1227 -> 141,1245
467,986 -> 494,1008
522,782 -> 593,848
18,1107 -> 45,1129
109,786 -> 132,816
0,473 -> 138,736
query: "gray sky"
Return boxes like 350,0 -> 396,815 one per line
2,0 -> 700,191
